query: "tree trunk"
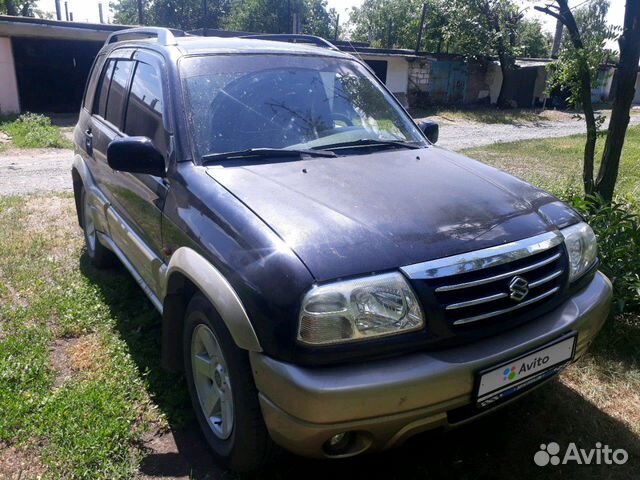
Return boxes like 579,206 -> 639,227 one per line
562,1 -> 597,195
579,60 -> 597,196
536,0 -> 597,195
497,57 -> 516,108
594,0 -> 640,203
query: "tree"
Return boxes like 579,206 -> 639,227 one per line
518,18 -> 552,58
444,0 -> 527,108
347,0 -> 448,52
536,0 -> 631,201
110,0 -> 230,30
596,0 -> 640,202
223,0 -> 335,36
561,0 -> 617,63
0,0 -> 37,16
536,0 -> 600,195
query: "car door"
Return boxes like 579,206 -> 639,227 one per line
89,49 -> 136,203
104,49 -> 171,296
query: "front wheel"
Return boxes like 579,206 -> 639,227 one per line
183,293 -> 274,471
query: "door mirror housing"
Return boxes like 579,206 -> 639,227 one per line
417,120 -> 439,144
107,136 -> 166,177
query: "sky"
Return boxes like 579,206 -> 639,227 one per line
38,0 -> 626,45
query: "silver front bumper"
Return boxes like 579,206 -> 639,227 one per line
250,271 -> 612,458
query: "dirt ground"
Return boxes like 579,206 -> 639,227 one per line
426,109 -> 640,150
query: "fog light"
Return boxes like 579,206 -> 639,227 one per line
324,431 -> 354,455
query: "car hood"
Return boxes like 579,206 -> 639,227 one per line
206,147 -> 579,282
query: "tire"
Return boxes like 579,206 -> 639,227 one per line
80,186 -> 115,268
183,293 -> 274,472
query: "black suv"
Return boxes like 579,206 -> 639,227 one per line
73,27 -> 612,471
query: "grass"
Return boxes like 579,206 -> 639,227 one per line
0,195 -> 186,479
462,125 -> 640,197
0,113 -> 73,149
0,193 -> 637,479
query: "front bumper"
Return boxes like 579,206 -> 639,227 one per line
250,271 -> 612,458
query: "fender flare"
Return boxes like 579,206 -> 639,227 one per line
162,247 -> 263,352
71,154 -> 111,234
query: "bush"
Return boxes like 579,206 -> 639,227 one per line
0,113 -> 72,149
561,190 -> 640,313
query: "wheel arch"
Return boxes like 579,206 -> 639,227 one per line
161,247 -> 263,371
71,164 -> 83,227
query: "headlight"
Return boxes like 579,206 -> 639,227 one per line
298,272 -> 425,346
561,222 -> 598,282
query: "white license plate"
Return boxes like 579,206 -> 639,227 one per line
476,334 -> 576,408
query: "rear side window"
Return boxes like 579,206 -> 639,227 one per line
83,54 -> 106,110
93,59 -> 116,118
124,62 -> 167,149
105,60 -> 133,128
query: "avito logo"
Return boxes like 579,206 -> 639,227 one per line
534,442 -> 629,466
503,355 -> 551,382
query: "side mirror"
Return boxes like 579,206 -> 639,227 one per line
107,136 -> 166,177
417,120 -> 439,144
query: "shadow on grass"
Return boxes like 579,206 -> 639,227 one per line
80,254 -> 639,480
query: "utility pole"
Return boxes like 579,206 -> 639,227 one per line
334,14 -> 339,41
292,13 -> 301,34
137,0 -> 145,25
54,0 -> 62,20
64,1 -> 69,21
98,2 -> 104,23
415,3 -> 427,54
202,0 -> 207,28
551,18 -> 563,58
69,11 -> 73,21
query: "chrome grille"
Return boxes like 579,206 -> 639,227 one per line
401,232 -> 568,327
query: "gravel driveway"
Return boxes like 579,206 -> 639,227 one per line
430,114 -> 640,150
2,113 -> 639,196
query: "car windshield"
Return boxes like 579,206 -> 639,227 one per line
180,54 -> 427,159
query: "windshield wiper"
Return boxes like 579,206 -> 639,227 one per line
201,147 -> 336,164
312,138 -> 423,152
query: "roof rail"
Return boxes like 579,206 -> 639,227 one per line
241,34 -> 339,51
106,27 -> 186,47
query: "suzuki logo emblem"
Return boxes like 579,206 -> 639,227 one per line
509,276 -> 530,302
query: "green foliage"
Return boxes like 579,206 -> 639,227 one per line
561,0 -> 618,59
0,0 -> 36,16
0,113 -> 72,149
563,192 -> 640,314
224,0 -> 336,36
548,0 -> 618,109
518,18 -> 552,58
110,0 -> 231,30
348,0 -> 448,51
110,0 -> 335,36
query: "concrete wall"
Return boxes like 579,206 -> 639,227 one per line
0,36 -> 20,113
408,59 -> 431,91
533,66 -> 547,104
487,62 -> 502,105
592,67 -> 615,104
361,55 -> 409,95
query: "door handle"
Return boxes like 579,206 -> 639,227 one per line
84,128 -> 93,156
